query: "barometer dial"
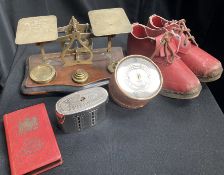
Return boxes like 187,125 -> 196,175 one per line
109,55 -> 163,109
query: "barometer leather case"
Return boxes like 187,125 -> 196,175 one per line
56,87 -> 108,133
3,103 -> 63,175
21,47 -> 124,95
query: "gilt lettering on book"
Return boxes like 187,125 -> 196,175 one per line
3,103 -> 63,175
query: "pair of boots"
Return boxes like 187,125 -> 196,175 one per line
127,15 -> 223,99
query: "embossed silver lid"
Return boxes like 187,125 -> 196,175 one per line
56,87 -> 108,115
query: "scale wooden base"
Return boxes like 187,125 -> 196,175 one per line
21,47 -> 124,95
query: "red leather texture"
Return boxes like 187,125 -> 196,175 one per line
148,15 -> 223,82
3,103 -> 63,175
127,23 -> 201,99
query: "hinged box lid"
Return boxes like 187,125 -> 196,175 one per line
56,87 -> 108,115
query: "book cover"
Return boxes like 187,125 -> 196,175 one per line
3,103 -> 62,175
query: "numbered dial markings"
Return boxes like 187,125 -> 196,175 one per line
116,56 -> 162,99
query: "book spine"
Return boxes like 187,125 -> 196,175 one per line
3,115 -> 15,175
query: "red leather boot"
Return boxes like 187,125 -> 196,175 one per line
147,15 -> 223,82
127,23 -> 201,99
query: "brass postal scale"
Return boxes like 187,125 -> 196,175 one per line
16,8 -> 131,95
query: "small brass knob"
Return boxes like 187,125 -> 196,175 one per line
72,69 -> 89,84
107,61 -> 118,73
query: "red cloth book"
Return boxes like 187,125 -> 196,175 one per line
3,103 -> 63,175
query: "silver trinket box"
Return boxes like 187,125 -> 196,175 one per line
56,87 -> 108,133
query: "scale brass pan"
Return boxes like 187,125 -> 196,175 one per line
29,64 -> 56,84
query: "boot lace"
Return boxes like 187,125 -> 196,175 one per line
169,19 -> 198,47
151,32 -> 177,64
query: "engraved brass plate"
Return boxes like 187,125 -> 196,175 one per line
29,64 -> 56,84
15,15 -> 58,44
88,8 -> 131,36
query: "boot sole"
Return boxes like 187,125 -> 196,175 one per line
160,85 -> 202,99
198,67 -> 223,82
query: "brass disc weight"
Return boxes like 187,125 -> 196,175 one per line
29,64 -> 56,84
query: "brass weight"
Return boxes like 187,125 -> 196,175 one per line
72,69 -> 89,84
29,64 -> 56,84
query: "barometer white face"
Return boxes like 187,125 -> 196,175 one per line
116,55 -> 162,100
